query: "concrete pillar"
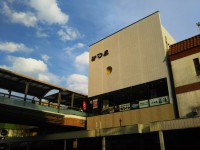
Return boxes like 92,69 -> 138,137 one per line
159,131 -> 165,150
26,142 -> 29,150
102,137 -> 106,150
7,143 -> 10,150
64,139 -> 66,150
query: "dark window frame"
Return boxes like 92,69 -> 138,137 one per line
193,58 -> 200,76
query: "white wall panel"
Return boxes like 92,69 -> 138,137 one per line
171,53 -> 200,87
177,90 -> 200,118
89,12 -> 175,98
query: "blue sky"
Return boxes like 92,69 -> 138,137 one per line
0,0 -> 199,94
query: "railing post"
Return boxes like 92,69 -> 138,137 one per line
39,98 -> 42,105
8,90 -> 11,98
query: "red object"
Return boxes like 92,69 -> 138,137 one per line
83,101 -> 86,110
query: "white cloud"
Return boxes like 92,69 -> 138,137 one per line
2,2 -> 37,27
66,74 -> 88,94
38,72 -> 62,85
58,26 -> 81,41
1,56 -> 63,86
75,52 -> 89,72
41,54 -> 51,63
76,43 -> 85,48
64,43 -> 85,55
0,65 -> 9,70
38,73 -> 50,82
2,0 -> 68,27
36,30 -> 49,38
29,0 -> 68,25
0,42 -> 33,53
75,52 -> 89,66
6,56 -> 48,76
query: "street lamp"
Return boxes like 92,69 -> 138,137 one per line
197,22 -> 200,31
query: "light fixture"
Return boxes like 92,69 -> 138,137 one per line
197,22 -> 200,31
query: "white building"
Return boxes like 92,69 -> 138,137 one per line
169,34 -> 200,118
87,12 -> 177,130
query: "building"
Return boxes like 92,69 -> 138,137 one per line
169,34 -> 200,118
87,11 -> 177,130
2,12 -> 200,150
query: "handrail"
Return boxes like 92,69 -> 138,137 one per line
0,92 -> 84,113
0,92 -> 32,102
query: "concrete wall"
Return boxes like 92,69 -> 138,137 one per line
171,53 -> 200,87
176,90 -> 200,117
171,52 -> 200,117
87,104 -> 174,130
89,12 -> 175,99
161,26 -> 176,49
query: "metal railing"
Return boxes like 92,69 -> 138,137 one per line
0,93 -> 86,117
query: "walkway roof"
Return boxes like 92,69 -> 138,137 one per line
0,68 -> 87,100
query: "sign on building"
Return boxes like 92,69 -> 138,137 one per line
139,100 -> 149,108
130,102 -> 139,109
119,103 -> 130,112
149,96 -> 169,106
93,99 -> 98,109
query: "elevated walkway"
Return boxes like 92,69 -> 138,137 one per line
0,95 -> 86,128
0,68 -> 87,129
0,96 -> 86,117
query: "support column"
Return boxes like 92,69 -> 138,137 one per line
64,139 -> 66,150
71,93 -> 74,107
24,81 -> 30,101
57,91 -> 61,112
39,98 -> 42,105
159,131 -> 165,150
26,142 -> 29,150
7,143 -> 10,150
102,137 -> 106,150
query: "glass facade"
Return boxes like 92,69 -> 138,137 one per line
88,78 -> 169,116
